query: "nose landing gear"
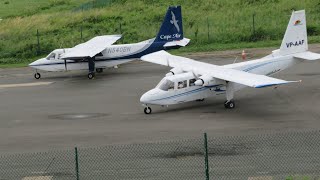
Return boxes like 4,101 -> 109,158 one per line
144,106 -> 152,114
34,73 -> 41,79
96,68 -> 104,73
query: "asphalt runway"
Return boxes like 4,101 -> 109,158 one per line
0,51 -> 320,155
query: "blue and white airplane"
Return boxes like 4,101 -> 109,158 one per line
29,6 -> 190,79
140,10 -> 320,114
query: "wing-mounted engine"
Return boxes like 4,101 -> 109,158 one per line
166,67 -> 184,76
194,75 -> 216,86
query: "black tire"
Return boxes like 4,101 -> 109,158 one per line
196,98 -> 205,102
224,100 -> 235,109
96,68 -> 103,73
144,107 -> 152,114
34,73 -> 41,79
88,73 -> 95,79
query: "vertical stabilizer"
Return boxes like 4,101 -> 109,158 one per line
155,6 -> 183,42
279,10 -> 308,55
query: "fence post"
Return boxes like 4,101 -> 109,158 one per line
80,26 -> 83,42
207,17 -> 210,42
252,13 -> 256,35
204,133 -> 210,180
36,29 -> 40,55
75,147 -> 80,180
119,22 -> 123,43
195,27 -> 198,43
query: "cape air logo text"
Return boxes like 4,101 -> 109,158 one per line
160,33 -> 181,40
170,11 -> 180,32
286,40 -> 304,48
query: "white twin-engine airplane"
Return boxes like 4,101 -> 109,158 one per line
140,10 -> 320,114
29,6 -> 189,79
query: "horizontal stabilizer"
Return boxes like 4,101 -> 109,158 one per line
61,35 -> 122,60
141,51 -> 299,88
293,51 -> 320,61
164,38 -> 190,47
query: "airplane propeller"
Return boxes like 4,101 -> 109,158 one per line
191,70 -> 200,79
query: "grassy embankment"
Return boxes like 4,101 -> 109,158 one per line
0,0 -> 320,68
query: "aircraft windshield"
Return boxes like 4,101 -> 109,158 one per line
157,78 -> 174,91
46,53 -> 56,60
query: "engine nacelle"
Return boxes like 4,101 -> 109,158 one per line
165,67 -> 184,76
195,75 -> 215,86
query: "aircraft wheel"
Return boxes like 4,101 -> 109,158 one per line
224,100 -> 235,109
96,68 -> 103,73
88,72 -> 95,79
34,73 -> 41,79
144,107 -> 152,114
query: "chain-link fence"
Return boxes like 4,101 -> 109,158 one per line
1,130 -> 320,179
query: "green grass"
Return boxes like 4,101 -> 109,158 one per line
1,0 -> 320,66
0,0 -> 87,18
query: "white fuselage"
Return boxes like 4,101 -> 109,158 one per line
140,53 -> 302,106
29,39 -> 157,72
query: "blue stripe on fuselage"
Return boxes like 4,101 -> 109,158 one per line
150,84 -> 224,102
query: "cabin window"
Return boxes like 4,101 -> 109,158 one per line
178,80 -> 187,89
157,79 -> 174,91
189,79 -> 196,86
46,53 -> 56,60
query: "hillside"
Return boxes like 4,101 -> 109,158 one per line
0,0 -> 320,65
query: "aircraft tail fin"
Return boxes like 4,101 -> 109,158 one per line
279,10 -> 308,55
155,6 -> 184,43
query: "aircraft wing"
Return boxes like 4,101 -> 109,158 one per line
61,35 -> 122,60
293,51 -> 320,61
141,51 -> 298,88
164,38 -> 190,47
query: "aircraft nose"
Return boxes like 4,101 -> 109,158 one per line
29,58 -> 43,67
140,89 -> 161,104
140,93 -> 151,104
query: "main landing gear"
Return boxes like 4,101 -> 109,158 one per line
88,57 -> 96,79
224,82 -> 236,109
88,72 -> 95,79
144,106 -> 152,114
34,72 -> 41,79
224,100 -> 235,109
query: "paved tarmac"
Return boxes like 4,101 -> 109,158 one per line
0,51 -> 320,155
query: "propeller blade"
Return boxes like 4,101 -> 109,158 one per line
191,70 -> 199,79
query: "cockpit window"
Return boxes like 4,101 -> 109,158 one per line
178,80 -> 187,89
46,53 -> 56,60
157,79 -> 174,91
189,79 -> 196,86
